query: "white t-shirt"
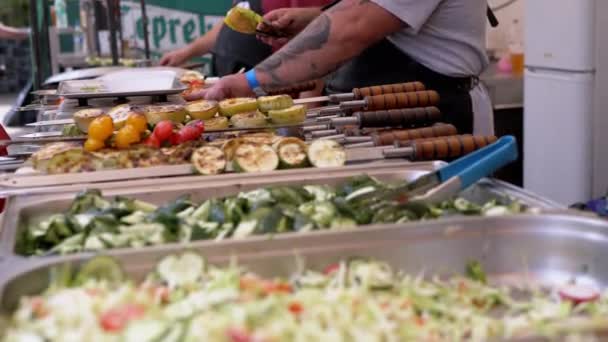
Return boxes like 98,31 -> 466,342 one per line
370,0 -> 494,134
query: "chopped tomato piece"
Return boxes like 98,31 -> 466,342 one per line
262,281 -> 292,295
415,316 -> 425,326
99,303 -> 145,332
323,263 -> 339,275
227,327 -> 252,342
288,301 -> 303,315
30,297 -> 48,318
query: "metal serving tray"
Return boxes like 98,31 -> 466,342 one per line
1,213 -> 607,314
0,162 -> 563,261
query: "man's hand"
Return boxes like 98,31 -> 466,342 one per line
256,7 -> 322,48
159,48 -> 191,66
184,74 -> 255,101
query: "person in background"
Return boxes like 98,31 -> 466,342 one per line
159,0 -> 330,78
0,22 -> 29,40
193,0 -> 494,135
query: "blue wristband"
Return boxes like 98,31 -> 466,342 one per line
245,69 -> 260,90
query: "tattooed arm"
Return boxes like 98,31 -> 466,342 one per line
256,0 -> 403,88
198,0 -> 404,100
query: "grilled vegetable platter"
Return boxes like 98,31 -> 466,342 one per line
18,175 -> 528,256
59,94 -> 306,139
26,132 -> 344,175
3,252 -> 607,341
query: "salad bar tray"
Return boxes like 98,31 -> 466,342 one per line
0,163 -> 563,260
2,213 -> 608,333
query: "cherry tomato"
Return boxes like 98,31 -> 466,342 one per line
115,125 -> 140,149
143,134 -> 161,148
99,304 -> 145,333
84,138 -> 105,152
288,301 -> 303,315
323,263 -> 339,275
88,115 -> 114,141
187,120 -> 205,135
126,113 -> 148,133
178,126 -> 201,142
168,132 -> 180,146
226,327 -> 252,342
153,120 -> 174,142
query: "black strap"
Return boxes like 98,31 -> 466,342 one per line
322,0 -> 341,11
487,6 -> 499,27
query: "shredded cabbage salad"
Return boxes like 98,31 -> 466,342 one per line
4,253 -> 607,341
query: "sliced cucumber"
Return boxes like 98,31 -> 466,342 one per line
233,143 -> 279,173
229,111 -> 268,128
74,255 -> 125,285
157,252 -> 205,288
186,100 -> 218,120
219,98 -> 258,117
268,105 -> 306,125
204,116 -> 230,131
307,140 -> 346,168
257,94 -> 294,112
191,146 -> 227,175
274,137 -> 309,169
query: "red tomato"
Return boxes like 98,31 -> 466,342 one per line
288,301 -> 303,315
143,134 -> 161,148
178,126 -> 202,142
323,263 -> 340,275
227,327 -> 252,342
153,121 -> 174,142
187,120 -> 205,135
262,281 -> 292,295
30,297 -> 48,318
99,304 -> 145,332
168,132 -> 181,146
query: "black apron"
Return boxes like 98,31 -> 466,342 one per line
324,39 -> 475,134
211,0 -> 272,77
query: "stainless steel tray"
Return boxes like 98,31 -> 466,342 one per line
0,162 -> 562,260
2,213 -> 607,314
57,76 -> 187,100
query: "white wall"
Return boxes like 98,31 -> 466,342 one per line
486,0 -> 524,53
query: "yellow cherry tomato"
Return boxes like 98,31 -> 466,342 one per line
88,115 -> 114,141
115,125 -> 141,149
84,138 -> 105,152
126,113 -> 148,133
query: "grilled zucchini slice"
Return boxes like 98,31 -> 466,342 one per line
219,98 -> 258,117
233,143 -> 279,173
191,146 -> 227,175
268,104 -> 306,124
204,116 -> 230,131
273,137 -> 309,168
307,139 -> 346,168
185,100 -> 218,120
257,94 -> 293,112
230,111 -> 268,128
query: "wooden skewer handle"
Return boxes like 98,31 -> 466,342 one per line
364,91 -> 440,111
410,135 -> 498,161
356,107 -> 442,128
353,82 -> 426,99
373,124 -> 457,146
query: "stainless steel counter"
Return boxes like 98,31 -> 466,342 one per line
481,62 -> 523,109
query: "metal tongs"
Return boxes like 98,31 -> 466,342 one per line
360,135 -> 518,207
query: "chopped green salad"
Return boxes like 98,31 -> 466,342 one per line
3,254 -> 607,341
18,175 -> 528,256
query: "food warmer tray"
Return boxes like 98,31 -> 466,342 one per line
0,162 -> 564,261
1,213 -> 607,316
